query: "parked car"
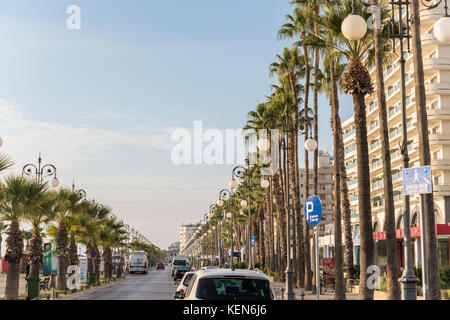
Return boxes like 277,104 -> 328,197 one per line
156,263 -> 165,270
174,268 -> 275,300
174,271 -> 195,299
173,266 -> 191,280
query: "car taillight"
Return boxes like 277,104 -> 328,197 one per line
180,289 -> 185,295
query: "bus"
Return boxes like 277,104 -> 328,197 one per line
129,251 -> 148,274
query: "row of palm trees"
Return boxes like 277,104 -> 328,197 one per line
0,153 -> 164,300
195,0 -> 441,300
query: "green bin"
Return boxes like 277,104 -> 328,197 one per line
26,278 -> 40,299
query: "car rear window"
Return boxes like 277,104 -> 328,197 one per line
183,273 -> 194,286
196,278 -> 273,300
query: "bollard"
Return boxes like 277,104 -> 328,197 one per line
280,287 -> 285,300
300,291 -> 305,300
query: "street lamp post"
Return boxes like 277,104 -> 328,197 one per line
217,188 -> 245,267
258,114 -> 291,300
72,180 -> 87,200
230,165 -> 254,269
22,153 -> 60,187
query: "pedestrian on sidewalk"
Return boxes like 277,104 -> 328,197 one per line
25,263 -> 30,279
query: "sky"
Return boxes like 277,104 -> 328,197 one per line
0,0 -> 354,250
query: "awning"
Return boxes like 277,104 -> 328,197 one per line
374,224 -> 450,241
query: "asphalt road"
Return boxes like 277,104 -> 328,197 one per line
66,268 -> 175,300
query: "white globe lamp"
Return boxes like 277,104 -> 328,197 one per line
434,16 -> 450,43
342,14 -> 367,41
257,138 -> 270,152
229,179 -> 238,190
226,212 -> 232,219
51,177 -> 60,188
305,138 -> 318,152
261,179 -> 270,189
240,200 -> 248,207
217,199 -> 224,207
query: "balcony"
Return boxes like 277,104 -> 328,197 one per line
434,184 -> 450,196
427,107 -> 450,121
429,133 -> 450,145
431,159 -> 450,171
345,162 -> 357,172
421,32 -> 450,46
423,57 -> 450,74
425,83 -> 450,96
343,129 -> 356,140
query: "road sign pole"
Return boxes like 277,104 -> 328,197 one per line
315,226 -> 319,301
420,194 -> 429,300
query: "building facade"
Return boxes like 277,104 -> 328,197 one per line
341,3 -> 450,272
180,223 -> 199,252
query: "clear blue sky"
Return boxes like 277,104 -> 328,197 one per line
0,0 -> 353,249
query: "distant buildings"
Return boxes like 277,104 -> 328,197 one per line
180,223 -> 199,251
167,242 -> 180,261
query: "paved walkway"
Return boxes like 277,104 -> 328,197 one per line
0,273 -> 28,298
271,281 -> 422,300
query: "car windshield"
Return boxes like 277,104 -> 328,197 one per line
195,278 -> 273,300
183,273 -> 194,286
177,267 -> 190,271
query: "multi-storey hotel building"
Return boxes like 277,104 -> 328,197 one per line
341,3 -> 450,272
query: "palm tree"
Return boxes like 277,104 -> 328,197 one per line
53,188 -> 87,289
411,0 -> 441,300
270,47 -> 306,287
312,0 -> 375,299
22,180 -> 48,280
0,175 -> 28,300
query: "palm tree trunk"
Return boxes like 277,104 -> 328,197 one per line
103,246 -> 112,282
4,220 -> 23,300
56,220 -> 68,290
330,59 -> 345,300
302,39 -> 312,291
258,206 -> 265,269
69,239 -> 79,266
353,91 -> 375,300
273,171 -> 287,272
373,15 -> 400,300
311,17 -> 320,294
29,228 -> 43,279
337,115 -> 354,288
411,0 -> 441,300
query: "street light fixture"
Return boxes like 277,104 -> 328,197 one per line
261,179 -> 270,189
22,153 -> 60,187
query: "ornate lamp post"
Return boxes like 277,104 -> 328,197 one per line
72,180 -> 87,200
22,153 -> 60,187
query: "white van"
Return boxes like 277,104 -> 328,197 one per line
129,251 -> 148,274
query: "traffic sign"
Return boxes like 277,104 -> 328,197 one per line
403,166 -> 432,195
305,195 -> 323,227
243,245 -> 246,255
90,250 -> 96,258
250,234 -> 255,247
228,248 -> 232,257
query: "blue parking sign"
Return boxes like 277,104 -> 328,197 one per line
250,234 -> 255,247
305,195 -> 323,227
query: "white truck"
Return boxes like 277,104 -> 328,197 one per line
128,251 -> 148,274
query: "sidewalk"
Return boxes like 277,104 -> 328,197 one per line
0,273 -> 28,298
271,281 -> 423,300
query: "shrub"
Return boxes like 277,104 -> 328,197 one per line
413,266 -> 422,288
255,262 -> 261,269
353,265 -> 360,279
234,262 -> 246,269
440,267 -> 450,290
